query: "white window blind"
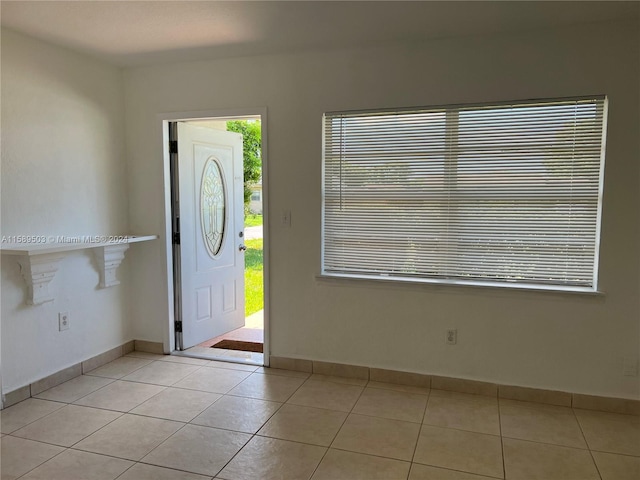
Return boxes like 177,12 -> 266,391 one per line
322,96 -> 607,290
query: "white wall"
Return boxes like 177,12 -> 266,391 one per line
124,20 -> 639,399
1,30 -> 131,392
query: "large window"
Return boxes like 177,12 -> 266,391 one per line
322,96 -> 607,291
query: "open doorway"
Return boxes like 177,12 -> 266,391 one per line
166,112 -> 267,366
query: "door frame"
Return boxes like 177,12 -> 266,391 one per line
159,107 -> 270,366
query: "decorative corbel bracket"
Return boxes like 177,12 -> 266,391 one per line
2,235 -> 156,305
93,244 -> 130,288
17,253 -> 65,305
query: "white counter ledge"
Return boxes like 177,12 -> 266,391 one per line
1,235 -> 158,305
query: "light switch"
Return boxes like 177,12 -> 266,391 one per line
281,210 -> 291,227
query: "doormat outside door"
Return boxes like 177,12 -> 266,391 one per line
211,339 -> 263,353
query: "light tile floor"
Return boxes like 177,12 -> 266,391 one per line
1,353 -> 639,480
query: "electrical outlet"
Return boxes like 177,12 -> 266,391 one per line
58,312 -> 70,331
446,329 -> 457,345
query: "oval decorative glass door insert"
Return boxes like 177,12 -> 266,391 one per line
200,157 -> 226,257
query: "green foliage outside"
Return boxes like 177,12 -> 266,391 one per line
244,238 -> 263,317
226,118 -> 262,316
226,120 -> 261,211
244,214 -> 263,227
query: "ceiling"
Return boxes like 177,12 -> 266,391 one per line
1,1 -> 638,67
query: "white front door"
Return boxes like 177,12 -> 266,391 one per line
177,122 -> 245,349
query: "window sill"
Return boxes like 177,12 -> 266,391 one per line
316,273 -> 604,297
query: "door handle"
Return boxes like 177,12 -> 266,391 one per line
239,244 -> 247,252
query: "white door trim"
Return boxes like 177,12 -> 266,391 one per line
159,107 -> 270,366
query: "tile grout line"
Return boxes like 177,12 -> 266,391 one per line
134,459 -> 222,479
498,395 -> 507,479
197,368 -> 312,478
407,385 -> 432,479
10,407 -> 126,451
411,390 -> 504,478
68,365 -> 162,406
497,398 -> 605,450
22,444 -> 144,478
12,446 -> 76,480
314,379 -> 434,471
117,359 -> 207,386
33,375 -> 118,402
1,399 -> 67,436
571,407 -> 604,480
65,446 -> 156,466
133,371 -> 432,476
112,459 -> 137,480
84,355 -> 156,379
11,360 -> 636,479
324,409 -> 427,425
68,424 -> 186,464
413,422 -> 503,439
17,364 -> 318,478
110,375 -> 249,479
18,361 -> 217,477
306,374 -> 370,479
491,434 -> 612,453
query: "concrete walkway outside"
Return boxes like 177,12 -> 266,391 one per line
244,225 -> 263,240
